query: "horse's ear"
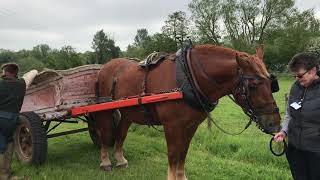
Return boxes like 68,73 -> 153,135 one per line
256,44 -> 264,61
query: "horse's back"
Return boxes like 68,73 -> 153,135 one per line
98,57 -> 177,98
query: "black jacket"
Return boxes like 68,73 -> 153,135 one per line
288,79 -> 320,152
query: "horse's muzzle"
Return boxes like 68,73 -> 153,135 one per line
258,115 -> 281,134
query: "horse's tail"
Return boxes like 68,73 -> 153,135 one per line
94,69 -> 121,147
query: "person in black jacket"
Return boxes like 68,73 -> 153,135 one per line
0,63 -> 37,180
274,53 -> 320,180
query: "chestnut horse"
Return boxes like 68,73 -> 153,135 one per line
91,44 -> 281,180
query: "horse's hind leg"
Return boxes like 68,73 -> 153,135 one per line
95,111 -> 115,171
114,116 -> 132,168
165,123 -> 198,180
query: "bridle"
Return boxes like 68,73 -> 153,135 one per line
185,47 -> 280,134
231,71 -> 279,133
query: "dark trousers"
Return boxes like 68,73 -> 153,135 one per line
0,118 -> 17,153
286,143 -> 320,180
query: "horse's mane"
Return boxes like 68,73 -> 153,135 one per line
195,44 -> 269,78
250,54 -> 269,78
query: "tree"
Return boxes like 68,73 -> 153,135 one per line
162,11 -> 190,49
264,9 -> 320,71
60,45 -> 82,68
124,32 -> 177,60
46,46 -> 82,70
307,37 -> 320,57
188,0 -> 222,44
134,28 -> 151,47
17,56 -> 45,74
92,29 -> 121,64
0,49 -> 15,64
80,51 -> 96,64
221,0 -> 294,51
31,44 -> 51,63
125,44 -> 145,59
147,33 -> 177,53
125,29 -> 152,59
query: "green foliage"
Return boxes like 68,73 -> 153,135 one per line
188,0 -> 222,44
124,31 -> 176,59
221,0 -> 294,50
134,28 -> 150,47
80,51 -> 96,64
46,46 -> 82,70
17,56 -> 45,74
31,44 -> 51,63
264,9 -> 320,71
124,29 -> 152,59
0,49 -> 16,64
307,37 -> 320,57
149,33 -> 177,53
92,29 -> 121,64
162,11 -> 190,49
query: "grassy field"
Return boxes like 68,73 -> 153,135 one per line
12,76 -> 294,180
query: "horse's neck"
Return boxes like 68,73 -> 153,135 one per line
191,55 -> 239,102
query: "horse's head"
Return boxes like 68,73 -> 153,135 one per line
232,47 -> 280,134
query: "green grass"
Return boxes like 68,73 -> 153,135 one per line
12,76 -> 295,180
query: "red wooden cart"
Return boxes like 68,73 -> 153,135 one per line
16,64 -> 183,165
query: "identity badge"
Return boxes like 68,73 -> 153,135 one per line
290,102 -> 302,110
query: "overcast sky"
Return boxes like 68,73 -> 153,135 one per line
0,0 -> 319,52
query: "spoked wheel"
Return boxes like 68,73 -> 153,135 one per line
14,112 -> 47,165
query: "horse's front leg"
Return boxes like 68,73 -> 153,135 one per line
114,117 -> 132,168
164,123 -> 199,180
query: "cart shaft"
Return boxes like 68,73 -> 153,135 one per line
70,91 -> 183,117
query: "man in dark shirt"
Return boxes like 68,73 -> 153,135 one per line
0,63 -> 37,180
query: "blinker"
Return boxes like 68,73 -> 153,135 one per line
270,74 -> 279,93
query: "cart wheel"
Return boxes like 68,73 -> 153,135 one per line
86,114 -> 101,147
14,112 -> 47,165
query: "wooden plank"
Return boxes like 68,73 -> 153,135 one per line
70,91 -> 183,117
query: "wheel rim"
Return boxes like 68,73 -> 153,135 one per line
17,124 -> 33,159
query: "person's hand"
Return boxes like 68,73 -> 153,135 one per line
273,131 -> 286,142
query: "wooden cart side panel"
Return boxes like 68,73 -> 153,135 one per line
21,81 -> 62,113
60,69 -> 98,101
20,65 -> 101,115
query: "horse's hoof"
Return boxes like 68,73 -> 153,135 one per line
115,163 -> 128,169
100,165 -> 112,171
